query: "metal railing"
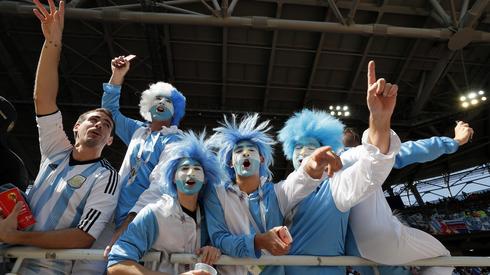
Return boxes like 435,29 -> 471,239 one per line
2,247 -> 490,274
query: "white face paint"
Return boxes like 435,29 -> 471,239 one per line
174,158 -> 205,195
149,95 -> 174,122
292,137 -> 321,170
232,140 -> 261,177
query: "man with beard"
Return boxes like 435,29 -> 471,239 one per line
0,1 -> 119,274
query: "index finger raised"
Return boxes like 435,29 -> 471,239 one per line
367,60 -> 376,86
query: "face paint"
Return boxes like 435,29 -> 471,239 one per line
149,95 -> 174,122
292,137 -> 321,170
232,140 -> 261,177
174,158 -> 205,195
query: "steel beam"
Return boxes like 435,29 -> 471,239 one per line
221,28 -> 228,109
410,49 -> 456,118
408,181 -> 425,206
429,0 -> 452,27
326,0 -> 346,25
3,2 -> 490,41
346,0 -> 360,25
460,0 -> 489,28
258,0 -> 431,16
394,39 -> 420,84
227,0 -> 239,17
163,25 -> 175,81
262,3 -> 282,111
303,8 -> 331,107
347,6 -> 385,101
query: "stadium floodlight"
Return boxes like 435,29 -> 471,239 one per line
459,90 -> 486,108
328,105 -> 350,117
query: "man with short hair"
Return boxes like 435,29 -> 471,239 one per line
0,1 -> 119,274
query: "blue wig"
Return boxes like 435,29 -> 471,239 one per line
209,113 -> 276,181
158,131 -> 225,199
278,109 -> 344,160
139,82 -> 186,126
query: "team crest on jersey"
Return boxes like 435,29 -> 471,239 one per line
67,175 -> 86,189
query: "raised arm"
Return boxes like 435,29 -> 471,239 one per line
32,0 -> 64,116
366,60 -> 397,153
102,56 -> 143,144
330,60 -> 401,212
394,121 -> 473,168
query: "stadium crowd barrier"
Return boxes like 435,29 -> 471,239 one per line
2,247 -> 490,275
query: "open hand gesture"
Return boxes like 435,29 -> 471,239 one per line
33,0 -> 65,43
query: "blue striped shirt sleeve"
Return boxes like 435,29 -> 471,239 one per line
394,136 -> 459,169
102,83 -> 144,145
203,186 -> 260,258
107,206 -> 159,267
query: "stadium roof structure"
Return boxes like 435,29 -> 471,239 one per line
0,0 -> 489,195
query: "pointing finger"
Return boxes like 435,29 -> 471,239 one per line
367,60 -> 376,86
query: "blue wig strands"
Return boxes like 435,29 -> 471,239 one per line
209,113 -> 276,181
139,82 -> 186,126
158,131 -> 225,199
278,109 -> 345,160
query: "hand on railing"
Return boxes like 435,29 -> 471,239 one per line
195,246 -> 221,265
254,226 -> 290,256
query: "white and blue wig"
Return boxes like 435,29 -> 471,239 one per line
209,113 -> 276,181
139,82 -> 186,126
159,131 -> 225,199
278,109 -> 344,160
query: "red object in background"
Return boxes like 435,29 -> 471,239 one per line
0,187 -> 35,230
278,226 -> 293,244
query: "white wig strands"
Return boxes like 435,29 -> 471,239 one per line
139,82 -> 176,122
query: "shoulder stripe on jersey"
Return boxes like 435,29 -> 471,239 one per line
78,208 -> 101,232
101,159 -> 118,195
105,160 -> 119,195
85,210 -> 101,232
78,208 -> 95,230
78,208 -> 96,231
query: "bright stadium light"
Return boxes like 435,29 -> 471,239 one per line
329,105 -> 351,117
459,90 -> 486,109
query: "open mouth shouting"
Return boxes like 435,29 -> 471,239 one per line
185,178 -> 196,186
156,105 -> 165,113
242,159 -> 251,170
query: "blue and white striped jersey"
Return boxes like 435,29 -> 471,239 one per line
108,194 -> 204,274
19,111 -> 119,275
102,83 -> 182,228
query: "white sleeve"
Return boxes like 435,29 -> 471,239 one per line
331,129 -> 401,212
36,111 -> 72,158
339,145 -> 363,169
274,160 -> 325,216
130,161 -> 165,214
130,181 -> 163,214
77,168 -> 120,239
